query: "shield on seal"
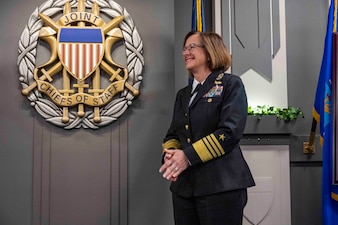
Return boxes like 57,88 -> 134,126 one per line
243,177 -> 274,225
58,27 -> 104,80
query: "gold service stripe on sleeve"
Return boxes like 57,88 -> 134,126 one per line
193,139 -> 213,162
210,134 -> 225,155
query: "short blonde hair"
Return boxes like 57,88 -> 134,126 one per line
183,31 -> 232,71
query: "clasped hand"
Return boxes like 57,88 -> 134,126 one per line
159,149 -> 189,182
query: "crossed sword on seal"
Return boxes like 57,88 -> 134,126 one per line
21,1 -> 139,124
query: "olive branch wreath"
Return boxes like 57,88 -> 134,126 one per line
17,0 -> 144,129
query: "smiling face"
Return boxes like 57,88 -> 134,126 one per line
182,33 -> 210,75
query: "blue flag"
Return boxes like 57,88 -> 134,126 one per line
191,0 -> 205,32
313,0 -> 338,224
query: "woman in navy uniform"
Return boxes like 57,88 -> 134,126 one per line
159,31 -> 255,225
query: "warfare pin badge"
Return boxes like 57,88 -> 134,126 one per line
17,0 -> 144,129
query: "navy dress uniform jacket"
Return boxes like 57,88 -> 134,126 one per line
162,70 -> 255,197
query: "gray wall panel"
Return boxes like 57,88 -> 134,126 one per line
286,1 -> 327,224
286,0 -> 328,134
0,1 -> 40,224
290,164 -> 322,225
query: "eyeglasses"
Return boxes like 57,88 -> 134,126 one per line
182,43 -> 204,53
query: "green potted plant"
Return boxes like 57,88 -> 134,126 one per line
247,105 -> 304,122
244,105 -> 304,134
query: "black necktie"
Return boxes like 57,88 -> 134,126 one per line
189,83 -> 201,106
191,83 -> 202,96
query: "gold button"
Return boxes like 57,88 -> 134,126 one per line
208,98 -> 212,102
187,138 -> 191,143
185,125 -> 189,130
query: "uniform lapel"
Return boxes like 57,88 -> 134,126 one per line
183,86 -> 193,109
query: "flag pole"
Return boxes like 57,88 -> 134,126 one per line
303,118 -> 317,154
